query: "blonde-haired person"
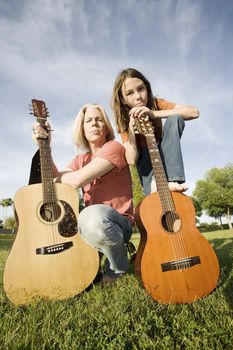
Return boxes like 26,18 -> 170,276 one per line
32,103 -> 134,284
111,68 -> 199,195
72,104 -> 115,151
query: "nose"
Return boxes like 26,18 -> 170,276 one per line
135,91 -> 142,100
91,118 -> 98,126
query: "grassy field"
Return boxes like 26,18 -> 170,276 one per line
0,230 -> 233,349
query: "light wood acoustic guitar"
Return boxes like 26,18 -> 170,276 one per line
134,117 -> 220,304
3,99 -> 99,305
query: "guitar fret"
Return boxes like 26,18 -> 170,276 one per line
38,133 -> 56,204
145,134 -> 175,212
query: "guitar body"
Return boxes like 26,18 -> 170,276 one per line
134,192 -> 220,304
3,183 -> 99,305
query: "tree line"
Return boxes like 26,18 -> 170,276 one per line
192,163 -> 233,229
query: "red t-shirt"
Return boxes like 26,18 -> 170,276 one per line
67,141 -> 134,223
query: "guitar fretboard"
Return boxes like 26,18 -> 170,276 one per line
145,134 -> 175,212
38,138 -> 56,204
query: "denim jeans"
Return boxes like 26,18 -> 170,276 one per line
136,115 -> 185,195
78,204 -> 133,276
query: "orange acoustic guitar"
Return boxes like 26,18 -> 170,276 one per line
134,117 -> 220,304
3,99 -> 99,305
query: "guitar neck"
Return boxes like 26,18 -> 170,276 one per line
38,138 -> 56,204
145,134 -> 175,212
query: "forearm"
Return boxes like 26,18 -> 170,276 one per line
55,158 -> 115,189
55,171 -> 83,189
124,142 -> 138,165
152,105 -> 199,120
124,126 -> 139,165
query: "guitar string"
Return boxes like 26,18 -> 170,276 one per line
157,156 -> 190,270
147,137 -> 179,263
155,156 -> 188,268
46,142 -> 60,245
150,149 -> 179,263
35,104 -> 60,248
147,135 -> 190,270
162,164 -> 191,270
156,160 -> 190,270
153,154 -> 189,269
40,138 -> 59,246
161,175 -> 190,270
135,119 -> 185,267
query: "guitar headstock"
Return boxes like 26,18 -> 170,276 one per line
31,99 -> 49,127
134,116 -> 154,136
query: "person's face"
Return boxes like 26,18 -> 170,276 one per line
121,77 -> 148,108
83,106 -> 108,144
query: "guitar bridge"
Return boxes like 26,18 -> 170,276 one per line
36,241 -> 73,255
161,256 -> 201,272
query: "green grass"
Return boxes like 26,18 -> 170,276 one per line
0,230 -> 233,349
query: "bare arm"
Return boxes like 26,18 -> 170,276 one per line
123,103 -> 199,165
122,115 -> 139,165
152,104 -> 199,120
32,122 -> 116,188
129,104 -> 199,121
55,157 -> 115,189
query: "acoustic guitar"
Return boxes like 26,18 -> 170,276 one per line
134,117 -> 220,304
3,99 -> 99,305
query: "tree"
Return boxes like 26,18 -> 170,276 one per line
193,164 -> 233,229
189,196 -> 203,224
4,216 -> 16,230
129,165 -> 145,208
0,198 -> 13,221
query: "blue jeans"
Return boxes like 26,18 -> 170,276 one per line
78,204 -> 133,276
136,115 -> 185,195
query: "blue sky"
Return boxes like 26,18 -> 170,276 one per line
0,0 -> 232,222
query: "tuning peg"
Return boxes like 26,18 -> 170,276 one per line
28,104 -> 34,115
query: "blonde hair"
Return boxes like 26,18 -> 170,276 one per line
72,104 -> 115,152
111,68 -> 157,133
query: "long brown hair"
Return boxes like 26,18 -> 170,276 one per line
111,68 -> 157,132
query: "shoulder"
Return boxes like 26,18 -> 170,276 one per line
66,152 -> 91,170
155,97 -> 176,110
96,141 -> 126,169
100,140 -> 124,153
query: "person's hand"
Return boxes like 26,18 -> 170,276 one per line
128,114 -> 136,132
32,121 -> 52,144
129,106 -> 154,119
129,107 -> 154,135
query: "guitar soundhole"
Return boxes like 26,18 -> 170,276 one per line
161,211 -> 182,233
40,203 -> 61,222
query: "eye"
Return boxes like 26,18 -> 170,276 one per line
138,85 -> 145,92
126,91 -> 132,96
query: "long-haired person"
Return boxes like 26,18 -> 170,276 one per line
32,103 -> 134,284
111,68 -> 199,195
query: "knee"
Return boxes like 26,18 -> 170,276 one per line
78,205 -> 112,244
164,115 -> 185,135
167,115 -> 184,126
78,205 -> 105,231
